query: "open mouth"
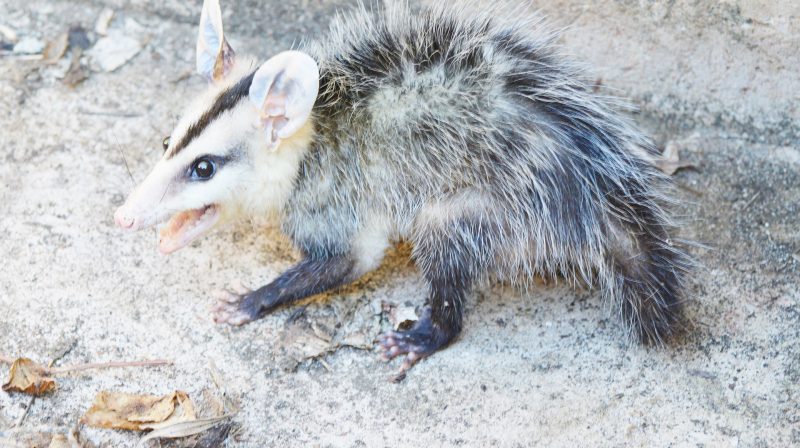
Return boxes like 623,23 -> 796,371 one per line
158,204 -> 220,254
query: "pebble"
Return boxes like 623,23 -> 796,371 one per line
13,36 -> 44,54
0,24 -> 18,43
87,31 -> 142,72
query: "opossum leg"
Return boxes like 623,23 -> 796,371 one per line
211,254 -> 354,325
380,212 -> 490,378
378,278 -> 466,379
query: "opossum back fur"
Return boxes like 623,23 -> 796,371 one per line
276,2 -> 692,342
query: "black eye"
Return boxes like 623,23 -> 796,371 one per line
191,158 -> 216,180
162,136 -> 170,151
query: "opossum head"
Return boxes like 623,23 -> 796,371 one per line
113,0 -> 318,254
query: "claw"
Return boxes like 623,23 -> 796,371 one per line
230,279 -> 251,295
400,352 -> 420,372
377,313 -> 457,381
387,345 -> 402,359
378,334 -> 396,348
213,289 -> 241,303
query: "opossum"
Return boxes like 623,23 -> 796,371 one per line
114,0 -> 692,375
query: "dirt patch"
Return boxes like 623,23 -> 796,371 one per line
1,0 -> 797,446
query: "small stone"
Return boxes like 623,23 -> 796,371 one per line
87,31 -> 142,72
0,24 -> 18,43
13,37 -> 44,54
95,8 -> 115,36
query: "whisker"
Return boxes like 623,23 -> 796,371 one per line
113,135 -> 136,186
158,182 -> 171,206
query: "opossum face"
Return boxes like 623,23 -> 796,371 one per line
113,0 -> 318,254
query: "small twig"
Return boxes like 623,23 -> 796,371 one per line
47,359 -> 172,375
0,356 -> 172,374
78,107 -> 142,118
741,191 -> 761,212
113,134 -> 136,185
208,360 -> 239,415
172,70 -> 192,84
49,339 -> 78,366
0,53 -> 44,61
207,360 -> 226,397
317,358 -> 332,372
14,350 -> 68,428
677,183 -> 704,196
15,396 -> 35,427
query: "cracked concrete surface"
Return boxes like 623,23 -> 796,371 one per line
0,0 -> 798,446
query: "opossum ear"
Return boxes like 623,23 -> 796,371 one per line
196,0 -> 235,82
249,51 -> 319,151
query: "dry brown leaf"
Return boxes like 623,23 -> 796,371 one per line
81,390 -> 196,431
140,391 -> 196,430
139,415 -> 232,444
281,322 -> 334,363
2,358 -> 56,396
43,33 -> 68,63
62,49 -> 88,88
277,297 -> 382,370
657,142 -> 696,175
48,434 -> 73,448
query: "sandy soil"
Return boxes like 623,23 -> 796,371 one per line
1,0 -> 797,446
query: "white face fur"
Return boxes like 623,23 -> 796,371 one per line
114,0 -> 319,254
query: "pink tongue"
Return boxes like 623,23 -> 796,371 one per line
158,208 -> 206,254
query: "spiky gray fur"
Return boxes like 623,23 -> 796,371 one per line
272,2 -> 692,343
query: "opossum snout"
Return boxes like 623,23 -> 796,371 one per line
114,206 -> 137,230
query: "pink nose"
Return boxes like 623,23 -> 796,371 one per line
114,207 -> 135,229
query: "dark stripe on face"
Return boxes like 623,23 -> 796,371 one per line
167,71 -> 256,159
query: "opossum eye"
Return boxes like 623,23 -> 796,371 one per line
191,158 -> 216,180
162,136 -> 170,151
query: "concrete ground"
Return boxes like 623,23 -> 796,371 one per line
0,0 -> 797,446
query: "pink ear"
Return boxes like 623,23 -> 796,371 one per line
196,0 -> 235,82
248,51 -> 319,149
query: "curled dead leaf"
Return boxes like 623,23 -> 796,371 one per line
47,434 -> 73,448
95,8 -> 115,36
62,49 -> 88,88
278,297 -> 383,370
138,415 -> 233,445
140,391 -> 196,430
2,358 -> 56,396
657,142 -> 696,175
81,391 -> 196,431
43,33 -> 69,63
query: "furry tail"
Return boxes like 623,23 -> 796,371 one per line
603,219 -> 692,344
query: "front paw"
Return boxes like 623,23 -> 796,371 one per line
210,283 -> 260,326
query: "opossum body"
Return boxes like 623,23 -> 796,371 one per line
115,1 -> 692,376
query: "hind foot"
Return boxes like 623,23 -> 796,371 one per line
378,309 -> 458,381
